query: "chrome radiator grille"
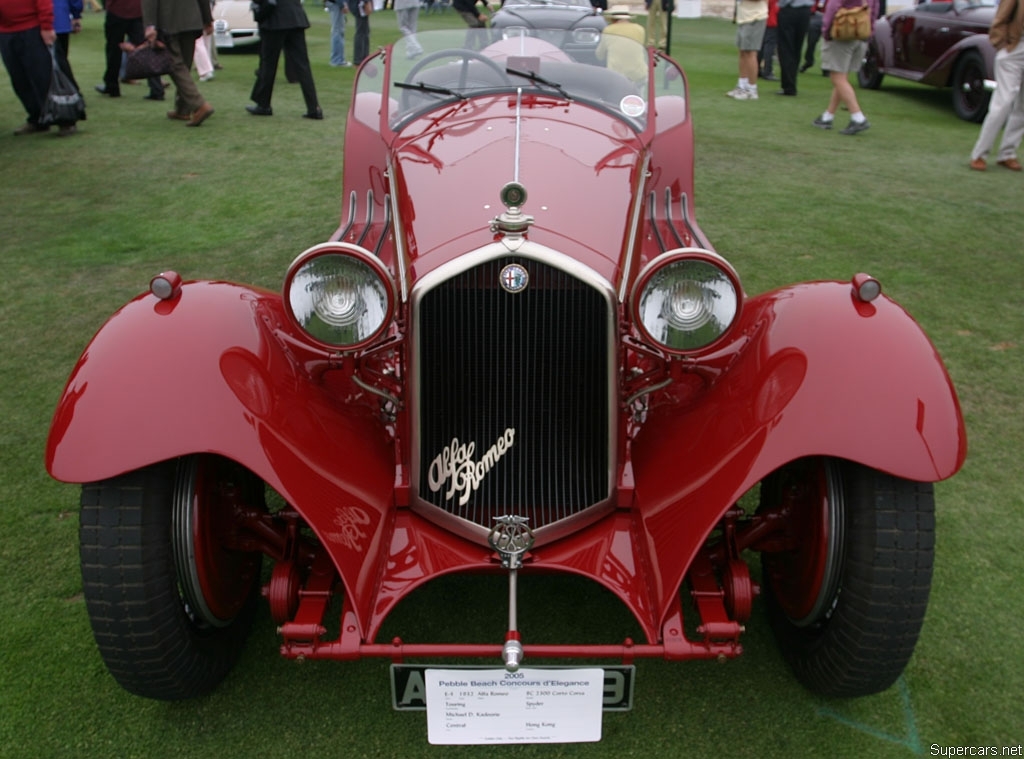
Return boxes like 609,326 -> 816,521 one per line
415,256 -> 610,531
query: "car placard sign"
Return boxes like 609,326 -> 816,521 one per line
424,667 -> 603,745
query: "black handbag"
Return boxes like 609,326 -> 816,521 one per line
40,46 -> 86,126
123,40 -> 174,80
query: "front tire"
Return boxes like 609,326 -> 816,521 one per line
759,458 -> 934,697
79,455 -> 264,700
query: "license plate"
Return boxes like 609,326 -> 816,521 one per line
391,664 -> 635,712
214,33 -> 234,48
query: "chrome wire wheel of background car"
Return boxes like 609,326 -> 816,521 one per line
79,455 -> 264,700
758,457 -> 935,697
856,41 -> 884,90
951,50 -> 991,123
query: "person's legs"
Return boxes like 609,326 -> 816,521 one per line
328,1 -> 347,65
777,5 -> 809,95
283,30 -> 319,113
971,48 -> 1020,163
251,30 -> 285,108
0,28 -> 52,125
352,14 -> 369,64
994,46 -> 1024,163
166,32 -> 205,116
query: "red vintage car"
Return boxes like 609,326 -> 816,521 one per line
47,26 -> 966,741
858,0 -> 997,122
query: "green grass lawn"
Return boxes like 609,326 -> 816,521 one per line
1,9 -> 1021,758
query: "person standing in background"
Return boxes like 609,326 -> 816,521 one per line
52,0 -> 82,91
248,0 -> 322,118
394,0 -> 422,59
346,0 -> 369,65
96,0 -> 166,100
969,0 -> 1024,171
812,0 -> 878,133
596,5 -> 646,86
758,0 -> 779,81
800,0 -> 824,73
324,0 -> 348,66
726,0 -> 768,100
142,0 -> 215,126
775,0 -> 811,95
1,0 -> 58,134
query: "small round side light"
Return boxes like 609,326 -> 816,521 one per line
852,272 -> 881,303
150,271 -> 182,301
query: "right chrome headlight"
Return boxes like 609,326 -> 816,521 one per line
284,243 -> 395,351
631,248 -> 742,354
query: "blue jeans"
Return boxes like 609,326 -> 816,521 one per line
326,0 -> 347,66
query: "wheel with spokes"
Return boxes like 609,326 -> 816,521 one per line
759,457 -> 935,697
951,50 -> 991,123
857,41 -> 884,90
79,455 -> 264,700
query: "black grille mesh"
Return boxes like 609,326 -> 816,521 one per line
417,257 -> 610,530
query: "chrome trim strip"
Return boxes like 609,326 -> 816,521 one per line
617,151 -> 650,303
514,87 -> 522,184
386,155 -> 410,301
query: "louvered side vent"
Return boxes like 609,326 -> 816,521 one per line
416,256 -> 610,532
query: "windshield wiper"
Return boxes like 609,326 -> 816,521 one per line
394,81 -> 468,100
506,67 -> 572,101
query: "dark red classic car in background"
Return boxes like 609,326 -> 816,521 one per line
47,26 -> 966,743
859,0 -> 997,121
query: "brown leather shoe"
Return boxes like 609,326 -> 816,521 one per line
186,101 -> 214,127
167,110 -> 191,121
969,157 -> 986,171
997,158 -> 1022,171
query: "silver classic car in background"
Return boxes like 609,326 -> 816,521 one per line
490,0 -> 607,63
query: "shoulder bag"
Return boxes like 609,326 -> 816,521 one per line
831,4 -> 871,41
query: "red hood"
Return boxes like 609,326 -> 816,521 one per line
389,96 -> 646,286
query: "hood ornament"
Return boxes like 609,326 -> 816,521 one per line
488,514 -> 534,569
490,181 -> 534,238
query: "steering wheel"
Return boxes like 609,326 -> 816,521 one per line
405,48 -> 512,91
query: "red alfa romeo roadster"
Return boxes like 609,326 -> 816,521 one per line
47,28 -> 966,719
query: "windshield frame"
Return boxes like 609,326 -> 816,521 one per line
373,29 -> 667,139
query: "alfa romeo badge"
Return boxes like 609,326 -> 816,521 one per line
499,263 -> 529,293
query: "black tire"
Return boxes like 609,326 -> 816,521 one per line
857,41 -> 884,89
951,50 -> 991,123
79,455 -> 264,700
759,457 -> 934,697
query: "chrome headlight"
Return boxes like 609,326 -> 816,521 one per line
571,29 -> 601,45
284,243 -> 395,350
632,249 -> 741,353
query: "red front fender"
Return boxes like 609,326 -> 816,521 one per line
631,281 -> 966,624
45,281 -> 396,632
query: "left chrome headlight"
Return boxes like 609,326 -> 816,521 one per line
284,243 -> 395,350
631,249 -> 742,354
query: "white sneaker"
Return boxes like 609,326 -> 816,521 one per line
199,72 -> 215,82
730,88 -> 758,100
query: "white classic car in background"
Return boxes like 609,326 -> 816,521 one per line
213,0 -> 260,48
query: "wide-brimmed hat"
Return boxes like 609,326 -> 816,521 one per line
606,4 -> 633,19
